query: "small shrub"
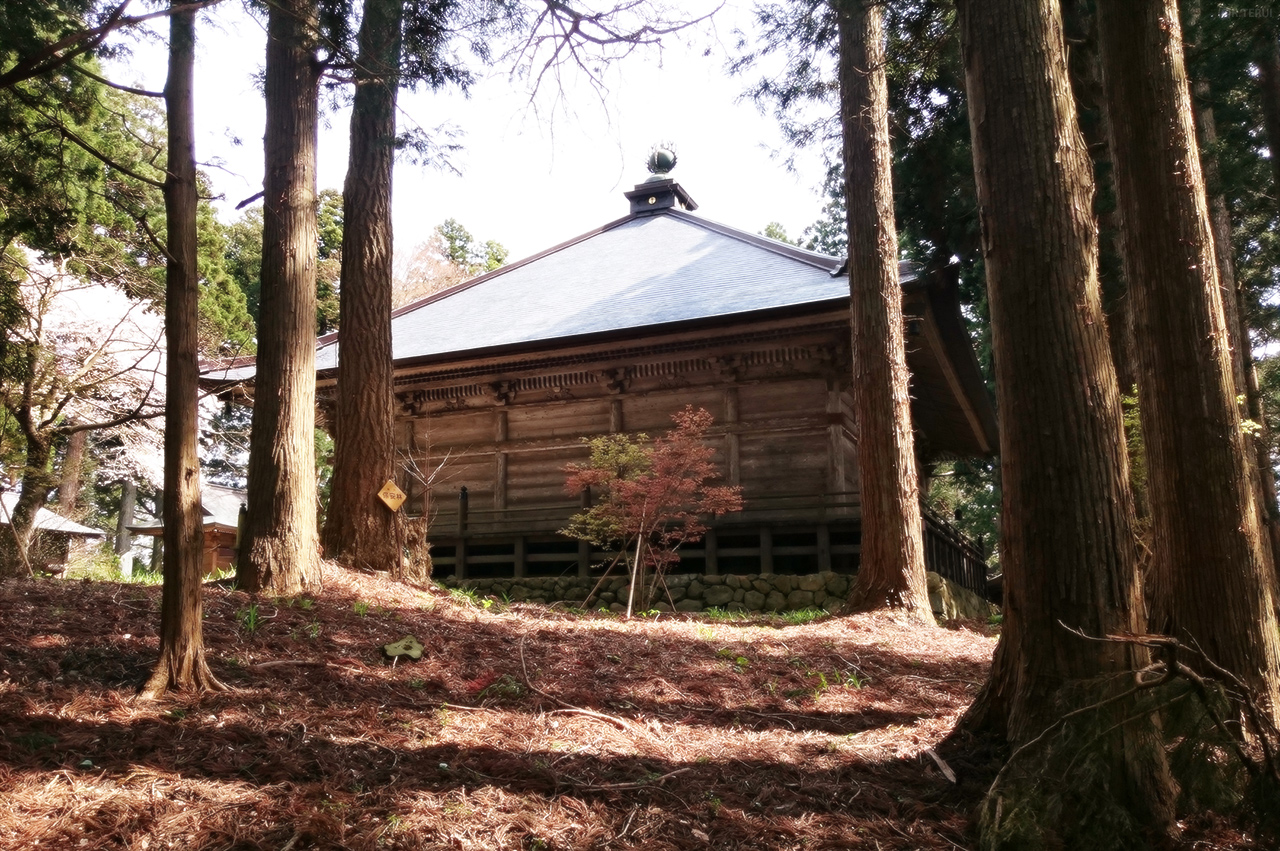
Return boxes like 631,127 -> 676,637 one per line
353,600 -> 371,617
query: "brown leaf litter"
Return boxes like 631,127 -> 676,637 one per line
0,565 -> 1251,849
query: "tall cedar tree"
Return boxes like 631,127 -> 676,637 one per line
320,0 -> 404,572
237,0 -> 323,595
1184,0 -> 1280,572
954,0 -> 1176,836
1258,26 -> 1280,209
141,1 -> 222,697
1094,0 -> 1280,715
833,0 -> 931,622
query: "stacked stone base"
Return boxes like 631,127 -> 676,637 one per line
441,571 -> 852,613
441,570 -> 998,620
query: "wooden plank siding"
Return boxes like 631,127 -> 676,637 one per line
377,310 -> 990,598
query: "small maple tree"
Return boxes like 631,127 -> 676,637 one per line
562,405 -> 743,616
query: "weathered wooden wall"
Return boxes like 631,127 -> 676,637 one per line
396,370 -> 857,528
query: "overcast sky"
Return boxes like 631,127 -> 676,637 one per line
107,1 -> 831,263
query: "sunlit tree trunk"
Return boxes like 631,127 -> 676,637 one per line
321,0 -> 405,574
141,0 -> 222,698
56,427 -> 86,515
834,0 -> 931,623
3,428 -> 55,575
237,0 -> 322,596
955,0 -> 1175,836
1096,0 -> 1280,717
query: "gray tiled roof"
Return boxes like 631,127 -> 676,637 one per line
314,209 -> 894,369
209,205 -> 917,383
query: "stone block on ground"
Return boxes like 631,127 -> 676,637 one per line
675,599 -> 704,612
703,585 -> 735,607
927,571 -> 996,621
797,573 -> 826,592
786,590 -> 815,609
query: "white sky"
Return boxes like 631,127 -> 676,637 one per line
107,1 -> 830,262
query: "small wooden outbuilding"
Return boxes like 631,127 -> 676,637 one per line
128,484 -> 243,576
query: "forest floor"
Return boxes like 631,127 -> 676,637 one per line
0,564 -> 1254,849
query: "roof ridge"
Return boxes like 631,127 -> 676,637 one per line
660,208 -> 844,273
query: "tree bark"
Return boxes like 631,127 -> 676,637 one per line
2,430 -> 55,575
237,0 -> 322,596
140,0 -> 222,698
114,479 -> 135,555
1095,0 -> 1280,717
56,427 -> 86,515
1256,27 -> 1280,213
1182,3 -> 1280,576
834,0 -> 932,624
320,0 -> 405,574
955,0 -> 1175,837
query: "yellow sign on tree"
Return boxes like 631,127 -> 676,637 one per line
377,480 -> 407,512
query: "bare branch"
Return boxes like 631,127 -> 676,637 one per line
0,0 -> 224,90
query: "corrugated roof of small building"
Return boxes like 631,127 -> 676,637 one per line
0,492 -> 104,537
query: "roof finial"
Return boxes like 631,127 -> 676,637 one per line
646,142 -> 677,176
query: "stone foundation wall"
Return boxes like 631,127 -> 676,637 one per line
441,571 -> 853,613
440,570 -> 849,611
442,570 -> 997,619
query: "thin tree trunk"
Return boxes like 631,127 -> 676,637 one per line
1256,28 -> 1280,211
114,479 -> 135,555
141,0 -> 222,698
237,0 -> 322,596
56,427 -> 86,515
321,0 -> 404,574
1095,0 -> 1280,717
835,0 -> 932,623
954,0 -> 1176,837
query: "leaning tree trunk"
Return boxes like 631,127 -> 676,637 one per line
1095,0 -> 1280,718
2,431 -> 55,575
835,0 -> 931,623
237,0 -> 322,596
955,0 -> 1176,840
320,0 -> 405,574
141,0 -> 223,698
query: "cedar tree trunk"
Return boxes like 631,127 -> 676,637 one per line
1257,28 -> 1280,210
320,0 -> 404,573
1095,0 -> 1280,716
140,1 -> 222,697
955,0 -> 1176,836
237,0 -> 322,596
1184,13 -> 1280,572
835,0 -> 932,623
